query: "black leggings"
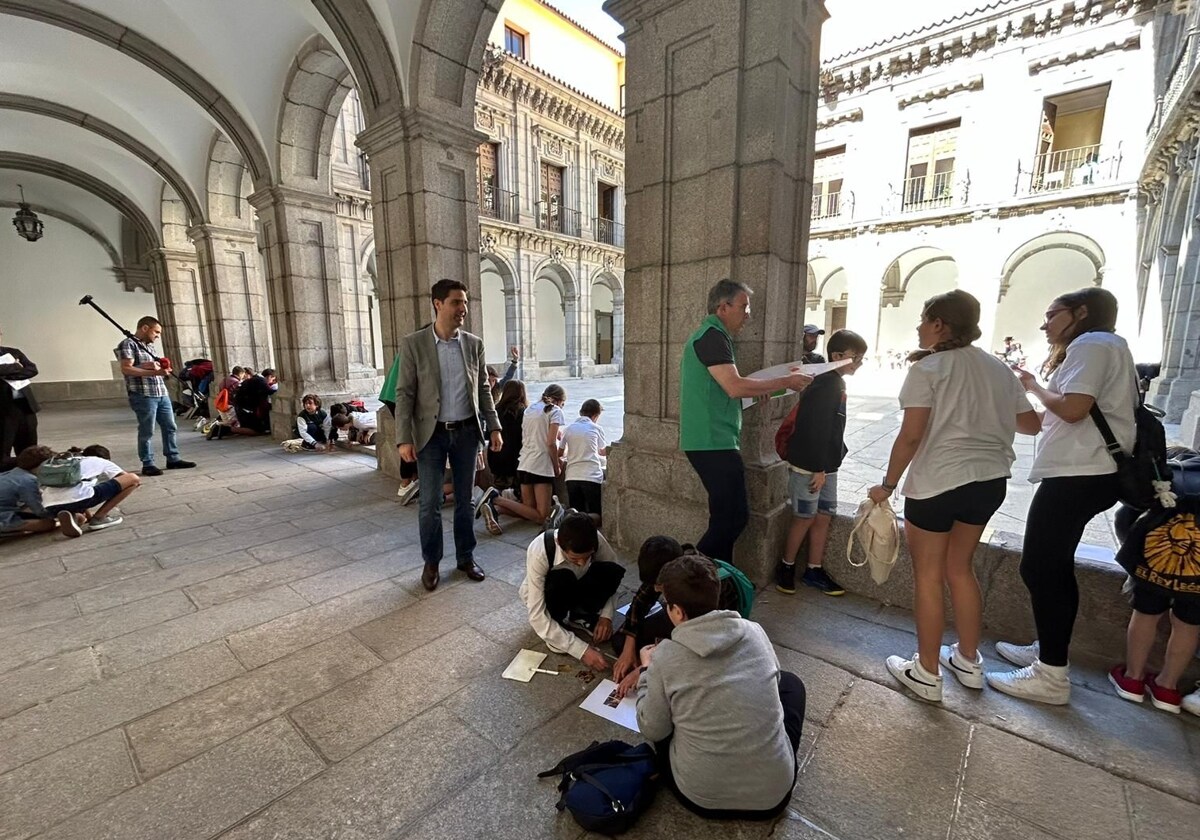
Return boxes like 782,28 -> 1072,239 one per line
656,671 -> 806,821
1019,473 -> 1120,666
685,449 -> 749,563
544,560 -> 626,623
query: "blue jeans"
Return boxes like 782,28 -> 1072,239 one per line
128,393 -> 181,466
415,424 -> 480,568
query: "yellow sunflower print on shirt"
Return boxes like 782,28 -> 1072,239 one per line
1142,513 -> 1200,586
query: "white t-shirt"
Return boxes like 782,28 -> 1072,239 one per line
517,530 -> 619,660
41,457 -> 125,506
1028,332 -> 1138,482
517,403 -> 566,477
563,417 -> 608,483
898,346 -> 1034,500
349,412 -> 377,431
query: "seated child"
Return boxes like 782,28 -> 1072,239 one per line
635,555 -> 806,821
296,394 -> 332,451
517,512 -> 626,671
0,446 -> 86,538
42,445 -> 140,531
561,399 -> 608,526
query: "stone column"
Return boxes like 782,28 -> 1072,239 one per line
603,0 -> 828,582
357,111 -> 489,363
248,186 -> 354,436
188,225 -> 273,376
148,248 -> 210,365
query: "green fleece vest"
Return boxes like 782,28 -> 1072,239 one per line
379,353 -> 401,404
680,315 -> 741,451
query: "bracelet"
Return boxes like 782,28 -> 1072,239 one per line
881,480 -> 897,491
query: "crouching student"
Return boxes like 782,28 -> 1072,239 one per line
635,555 -> 806,821
43,444 -> 140,532
296,394 -> 332,451
0,446 -> 85,537
518,512 -> 626,671
332,411 -> 378,446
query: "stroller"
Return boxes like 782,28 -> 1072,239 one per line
173,358 -> 213,421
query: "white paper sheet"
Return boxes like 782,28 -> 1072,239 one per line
502,648 -> 549,682
615,600 -> 662,618
0,354 -> 31,393
579,678 -> 640,733
740,358 -> 852,408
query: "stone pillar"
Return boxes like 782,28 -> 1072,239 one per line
603,0 -> 828,582
248,186 -> 354,436
188,225 -> 274,376
148,248 -> 210,365
357,111 -> 489,363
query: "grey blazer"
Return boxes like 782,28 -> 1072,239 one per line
395,325 -> 500,452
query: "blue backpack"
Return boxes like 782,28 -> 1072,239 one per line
538,740 -> 659,834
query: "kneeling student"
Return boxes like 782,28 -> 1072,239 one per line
518,512 -> 625,671
636,555 -> 805,821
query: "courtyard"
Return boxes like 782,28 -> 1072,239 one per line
0,401 -> 1196,839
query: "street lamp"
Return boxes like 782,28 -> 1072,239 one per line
12,184 -> 44,242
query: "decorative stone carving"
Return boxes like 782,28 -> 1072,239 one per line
475,108 -> 496,132
1028,33 -> 1141,74
897,75 -> 983,109
816,108 -> 863,129
550,245 -> 565,265
603,253 -> 615,272
481,231 -> 498,254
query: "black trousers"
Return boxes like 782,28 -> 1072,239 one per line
656,671 -> 806,821
1019,473 -> 1120,666
0,406 -> 37,461
544,560 -> 626,623
685,449 -> 749,563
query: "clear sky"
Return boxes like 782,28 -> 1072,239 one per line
556,0 -> 1009,60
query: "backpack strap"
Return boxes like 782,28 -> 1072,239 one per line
574,770 -> 625,813
1088,404 -> 1125,461
543,529 -> 557,566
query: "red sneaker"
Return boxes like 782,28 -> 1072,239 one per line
1145,674 -> 1183,714
1107,664 -> 1144,703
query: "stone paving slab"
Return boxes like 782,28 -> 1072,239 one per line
0,648 -> 100,719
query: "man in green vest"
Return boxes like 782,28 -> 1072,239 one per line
680,279 -> 811,563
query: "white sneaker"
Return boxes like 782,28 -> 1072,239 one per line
481,502 -> 503,536
56,510 -> 83,539
886,653 -> 943,702
939,643 -> 983,689
995,640 -> 1039,668
501,488 -> 518,502
1182,684 -> 1200,717
986,660 -> 1070,705
397,480 -> 420,506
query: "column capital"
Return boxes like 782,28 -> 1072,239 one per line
356,108 -> 489,159
186,223 -> 259,246
149,246 -> 199,263
246,185 -> 338,215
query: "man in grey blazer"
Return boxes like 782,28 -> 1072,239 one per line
396,279 -> 503,591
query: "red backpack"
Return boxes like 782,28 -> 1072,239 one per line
774,397 -> 803,461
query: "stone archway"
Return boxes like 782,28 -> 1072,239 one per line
480,251 -> 520,367
530,260 -> 580,377
877,247 -> 959,361
591,269 -> 625,372
806,256 -> 849,338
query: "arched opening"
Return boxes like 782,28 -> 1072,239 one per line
533,262 -> 578,375
877,247 -> 959,360
593,282 -> 614,364
480,252 -> 518,365
996,232 -> 1104,365
806,256 -> 849,337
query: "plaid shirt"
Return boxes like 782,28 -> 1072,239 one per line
621,576 -> 740,640
117,338 -> 168,397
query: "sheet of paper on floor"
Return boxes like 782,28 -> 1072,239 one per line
502,648 -> 549,682
579,678 -> 640,733
615,601 -> 662,617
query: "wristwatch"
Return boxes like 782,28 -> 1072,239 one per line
881,479 -> 897,492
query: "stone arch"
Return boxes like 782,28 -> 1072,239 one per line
877,247 -> 959,357
409,0 -> 501,114
307,0 -> 405,120
590,269 -> 624,370
278,35 -> 356,193
205,134 -> 255,228
481,251 -> 520,365
0,200 -> 120,269
0,0 -> 272,187
806,255 -> 849,336
531,260 -> 580,375
1000,232 -> 1105,298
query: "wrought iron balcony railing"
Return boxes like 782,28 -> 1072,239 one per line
1014,143 -> 1122,196
593,216 -> 624,247
536,200 -> 581,237
479,185 -> 519,223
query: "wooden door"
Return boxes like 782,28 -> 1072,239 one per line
595,312 -> 613,364
541,162 -> 563,231
477,142 -> 498,210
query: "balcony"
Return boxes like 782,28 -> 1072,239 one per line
900,170 -> 960,213
811,190 -> 857,225
1014,144 -> 1122,196
537,200 -> 581,237
479,186 -> 518,223
1149,33 -> 1199,148
593,216 -> 624,247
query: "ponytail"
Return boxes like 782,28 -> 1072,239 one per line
908,289 -> 982,363
540,384 -> 565,413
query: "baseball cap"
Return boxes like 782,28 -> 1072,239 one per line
802,324 -> 825,335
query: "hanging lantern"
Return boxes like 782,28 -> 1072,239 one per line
12,184 -> 44,242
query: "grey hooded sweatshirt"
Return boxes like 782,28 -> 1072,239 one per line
635,609 -> 795,811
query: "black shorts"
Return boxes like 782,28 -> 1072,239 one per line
1128,580 -> 1200,625
517,470 -> 555,486
567,480 -> 602,515
904,478 -> 1007,534
45,478 -> 123,515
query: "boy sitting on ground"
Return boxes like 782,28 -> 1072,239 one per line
43,444 -> 141,532
517,512 -> 626,671
635,555 -> 806,821
0,446 -> 85,537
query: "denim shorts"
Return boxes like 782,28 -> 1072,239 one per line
788,470 -> 837,518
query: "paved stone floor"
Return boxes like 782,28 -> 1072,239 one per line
1,402 -> 1198,840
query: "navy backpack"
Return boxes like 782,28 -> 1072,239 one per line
538,739 -> 659,834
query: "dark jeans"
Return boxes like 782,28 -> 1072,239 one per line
416,424 -> 481,569
302,421 -> 329,446
685,449 -> 749,562
656,671 -> 806,821
1019,473 -> 1120,666
128,393 -> 181,466
0,405 -> 37,460
544,560 -> 626,622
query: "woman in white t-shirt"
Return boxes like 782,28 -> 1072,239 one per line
504,384 -> 567,527
987,287 -> 1138,706
868,290 -> 1040,703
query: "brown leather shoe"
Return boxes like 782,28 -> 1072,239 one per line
421,564 -> 440,591
456,561 -> 486,582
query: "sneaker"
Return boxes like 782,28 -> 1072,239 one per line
166,459 -> 196,469
1182,683 -> 1200,717
547,495 -> 567,530
142,464 -> 163,477
995,640 -> 1039,668
985,661 -> 1070,705
802,566 -> 845,596
481,501 -> 503,536
474,486 -> 499,520
564,613 -> 597,636
56,510 -> 83,539
1145,674 -> 1183,714
87,514 -> 124,532
501,488 -> 519,502
886,653 -> 943,702
775,561 -> 797,594
939,643 -> 984,689
397,480 -> 420,506
1107,664 -> 1145,704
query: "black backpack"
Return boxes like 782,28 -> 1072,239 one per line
1090,401 -> 1170,511
538,740 -> 659,834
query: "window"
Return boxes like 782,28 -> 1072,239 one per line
504,24 -> 526,59
812,146 -> 845,220
619,84 -> 626,115
477,142 -> 499,211
540,161 -> 564,232
903,121 -> 959,210
1032,84 -> 1109,191
596,182 -> 620,245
